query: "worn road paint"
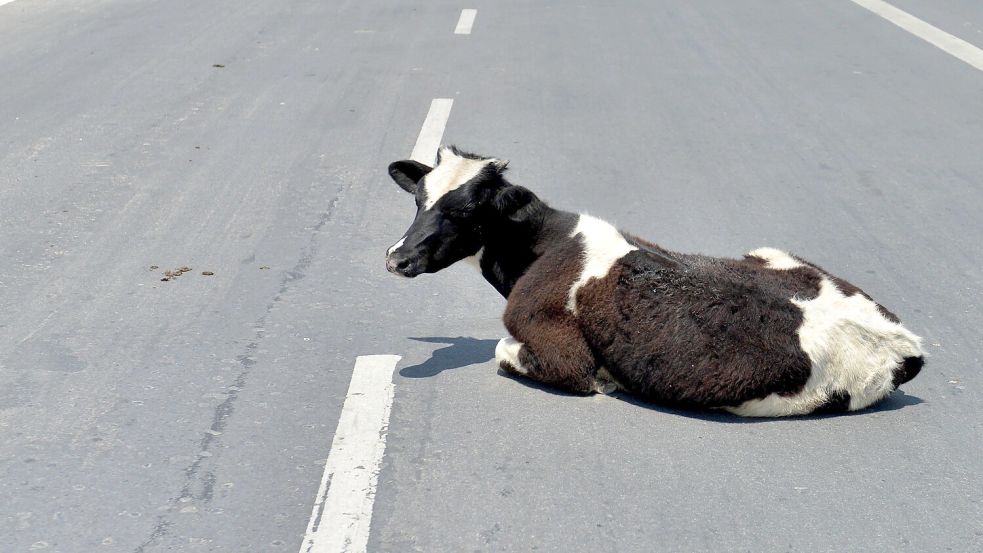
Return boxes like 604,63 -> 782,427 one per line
410,98 -> 454,165
298,355 -> 401,553
455,9 -> 477,35
850,0 -> 983,72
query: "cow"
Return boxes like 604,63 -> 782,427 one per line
384,146 -> 925,416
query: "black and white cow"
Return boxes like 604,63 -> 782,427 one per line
385,146 -> 924,416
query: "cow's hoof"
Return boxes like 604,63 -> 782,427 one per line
595,380 -> 618,395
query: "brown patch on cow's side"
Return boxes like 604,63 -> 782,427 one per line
502,238 -> 598,394
576,248 -> 820,408
742,254 -> 768,267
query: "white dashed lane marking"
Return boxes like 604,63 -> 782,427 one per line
299,94 -> 457,552
455,9 -> 477,35
298,355 -> 401,553
850,0 -> 983,72
410,98 -> 454,165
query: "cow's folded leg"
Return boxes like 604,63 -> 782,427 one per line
495,324 -> 598,395
495,336 -> 530,375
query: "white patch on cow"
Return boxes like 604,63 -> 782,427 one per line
747,247 -> 804,270
386,236 -> 406,257
566,214 -> 638,313
464,247 -> 484,271
423,147 -> 498,210
495,336 -> 528,375
727,278 -> 924,417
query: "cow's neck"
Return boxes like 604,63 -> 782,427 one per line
476,196 -> 578,298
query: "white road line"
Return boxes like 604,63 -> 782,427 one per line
298,355 -> 401,553
850,0 -> 983,73
454,9 -> 477,35
0,0 -> 20,7
299,97 -> 453,552
410,98 -> 454,164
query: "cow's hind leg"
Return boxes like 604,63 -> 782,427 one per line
495,320 -> 601,395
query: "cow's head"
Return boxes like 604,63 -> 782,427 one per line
385,146 -> 508,277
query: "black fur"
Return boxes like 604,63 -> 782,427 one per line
894,356 -> 924,388
388,160 -> 431,194
813,390 -> 852,414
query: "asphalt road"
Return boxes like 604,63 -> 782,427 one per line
2,0 -> 982,552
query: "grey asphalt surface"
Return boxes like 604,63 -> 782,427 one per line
1,0 -> 982,552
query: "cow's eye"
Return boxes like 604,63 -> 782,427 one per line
443,208 -> 473,223
446,201 -> 479,220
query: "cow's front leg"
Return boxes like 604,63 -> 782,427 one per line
495,336 -> 531,375
494,327 -> 601,395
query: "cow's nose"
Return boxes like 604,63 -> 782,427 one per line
386,253 -> 411,274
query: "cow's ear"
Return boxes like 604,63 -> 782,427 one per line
388,160 -> 432,194
493,184 -> 535,220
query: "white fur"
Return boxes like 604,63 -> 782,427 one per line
423,147 -> 498,210
747,247 -> 804,270
464,247 -> 484,271
727,278 -> 924,416
495,336 -> 528,375
386,236 -> 406,257
566,214 -> 637,313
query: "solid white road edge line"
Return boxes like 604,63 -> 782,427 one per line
298,355 -> 401,553
0,0 -> 21,7
455,9 -> 477,35
850,0 -> 983,72
410,98 -> 454,165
